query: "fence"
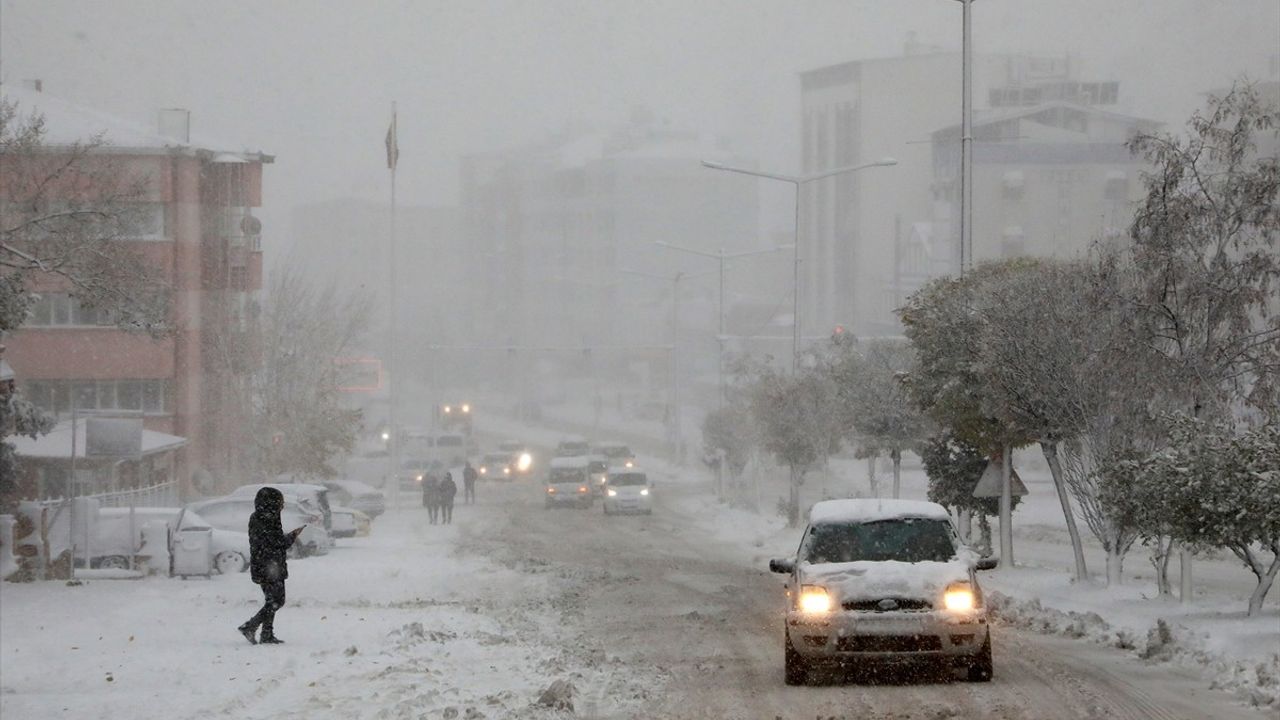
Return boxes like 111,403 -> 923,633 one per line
79,480 -> 180,509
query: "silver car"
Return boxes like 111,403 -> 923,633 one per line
769,499 -> 996,685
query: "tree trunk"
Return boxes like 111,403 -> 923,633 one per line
1244,545 -> 1280,617
977,513 -> 992,556
1041,441 -> 1088,582
1179,548 -> 1194,604
958,509 -> 973,545
866,455 -> 879,497
999,444 -> 1014,568
787,464 -> 801,528
1106,544 -> 1124,586
1151,536 -> 1174,597
891,449 -> 901,499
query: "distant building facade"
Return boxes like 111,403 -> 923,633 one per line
1,82 -> 272,499
799,48 -> 1134,335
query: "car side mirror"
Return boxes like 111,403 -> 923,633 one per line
975,556 -> 999,571
769,558 -> 795,574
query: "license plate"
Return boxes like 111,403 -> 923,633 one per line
851,617 -> 925,634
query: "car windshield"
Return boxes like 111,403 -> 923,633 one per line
548,468 -> 586,483
483,454 -> 509,464
588,461 -> 608,473
800,518 -> 956,564
608,474 -> 647,487
600,446 -> 631,458
401,460 -> 425,471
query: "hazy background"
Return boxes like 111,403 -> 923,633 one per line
2,0 -> 1277,253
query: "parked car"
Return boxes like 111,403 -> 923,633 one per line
91,507 -> 252,574
544,456 -> 593,509
186,497 -> 331,557
602,469 -> 653,515
478,452 -> 514,480
593,441 -> 635,468
329,506 -> 371,538
320,479 -> 386,519
768,499 -> 997,685
230,482 -> 333,533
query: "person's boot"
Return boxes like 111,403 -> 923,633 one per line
259,635 -> 284,644
237,623 -> 258,645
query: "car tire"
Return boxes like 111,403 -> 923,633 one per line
966,634 -> 994,682
784,631 -> 808,686
214,550 -> 247,575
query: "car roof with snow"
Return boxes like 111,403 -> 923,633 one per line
230,482 -> 329,496
548,456 -> 590,469
807,499 -> 951,526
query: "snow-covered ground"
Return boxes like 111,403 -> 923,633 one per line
0,495 -> 655,720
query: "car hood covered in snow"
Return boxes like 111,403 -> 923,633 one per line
799,559 -> 970,602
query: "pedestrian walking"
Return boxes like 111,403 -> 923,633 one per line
439,471 -> 458,524
238,487 -> 304,645
422,470 -> 441,525
462,461 -> 478,505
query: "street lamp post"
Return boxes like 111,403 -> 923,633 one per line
955,0 -> 975,275
700,158 -> 897,373
654,242 -> 790,408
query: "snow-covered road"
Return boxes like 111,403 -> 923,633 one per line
3,464 -> 1271,719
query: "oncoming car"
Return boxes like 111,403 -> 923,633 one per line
479,452 -> 514,480
593,441 -> 636,469
544,456 -> 593,508
602,469 -> 652,515
769,499 -> 997,685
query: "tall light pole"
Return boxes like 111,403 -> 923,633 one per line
956,0 -> 975,275
654,242 -> 790,408
701,158 -> 897,373
621,268 -> 715,462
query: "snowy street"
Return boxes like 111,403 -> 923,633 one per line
3,445 -> 1273,720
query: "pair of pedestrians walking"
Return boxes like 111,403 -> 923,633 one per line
422,471 -> 457,524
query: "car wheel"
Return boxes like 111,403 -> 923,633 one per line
966,634 -> 994,682
98,555 -> 131,570
784,630 -> 808,686
214,550 -> 247,575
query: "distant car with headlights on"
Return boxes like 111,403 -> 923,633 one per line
544,456 -> 593,508
602,469 -> 652,515
768,499 -> 997,685
439,402 -> 473,435
479,452 -> 514,480
586,456 -> 610,495
593,441 -> 636,469
554,436 -> 591,458
498,441 -> 535,476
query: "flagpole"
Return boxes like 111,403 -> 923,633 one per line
387,102 -> 400,505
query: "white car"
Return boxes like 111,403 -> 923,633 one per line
544,456 -> 593,508
602,469 -> 652,515
91,507 -> 252,575
593,441 -> 636,469
321,479 -> 386,518
186,497 -> 331,557
769,499 -> 997,685
329,506 -> 371,538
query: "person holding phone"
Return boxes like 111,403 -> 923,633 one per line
238,487 -> 304,645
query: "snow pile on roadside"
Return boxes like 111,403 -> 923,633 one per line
988,591 -> 1280,707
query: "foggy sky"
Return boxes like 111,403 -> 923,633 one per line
2,0 -> 1277,256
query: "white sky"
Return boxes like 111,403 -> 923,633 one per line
2,0 -> 1277,245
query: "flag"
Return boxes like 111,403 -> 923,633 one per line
385,111 -> 399,170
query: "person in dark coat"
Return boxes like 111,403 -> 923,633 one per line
422,470 -> 441,524
462,461 -> 478,505
438,471 -> 458,524
238,487 -> 303,645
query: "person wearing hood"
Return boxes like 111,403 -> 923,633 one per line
238,487 -> 304,644
438,471 -> 458,524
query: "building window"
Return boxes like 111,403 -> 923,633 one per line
125,202 -> 167,240
25,293 -> 116,327
23,379 -> 170,415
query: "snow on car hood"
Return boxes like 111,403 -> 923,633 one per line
799,559 -> 969,602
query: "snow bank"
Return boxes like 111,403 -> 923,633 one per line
989,589 -> 1280,708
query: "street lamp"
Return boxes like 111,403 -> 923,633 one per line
700,157 -> 897,373
654,241 -> 791,408
954,0 -> 975,275
621,267 -> 716,463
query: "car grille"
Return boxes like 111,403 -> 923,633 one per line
836,635 -> 942,653
842,598 -> 933,612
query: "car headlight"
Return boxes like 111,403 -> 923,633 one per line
578,486 -> 588,493
518,453 -> 532,471
625,460 -> 634,468
799,585 -> 832,613
546,487 -> 555,494
380,431 -> 391,441
415,474 -> 423,482
640,488 -> 649,496
479,467 -> 487,474
943,583 -> 976,612
503,467 -> 510,475
462,404 -> 470,413
607,489 -> 617,497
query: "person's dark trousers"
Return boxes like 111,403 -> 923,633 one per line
428,503 -> 438,524
464,483 -> 475,504
442,501 -> 454,524
244,581 -> 286,639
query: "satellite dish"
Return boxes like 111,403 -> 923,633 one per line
240,215 -> 262,235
